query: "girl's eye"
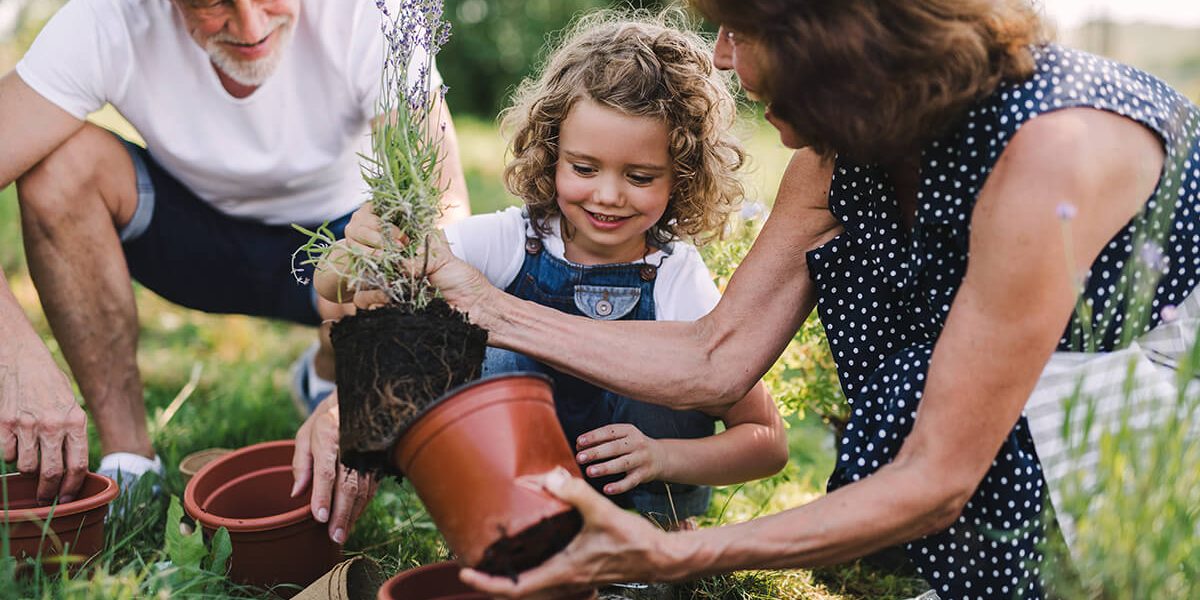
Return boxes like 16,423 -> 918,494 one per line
627,173 -> 655,185
572,164 -> 596,176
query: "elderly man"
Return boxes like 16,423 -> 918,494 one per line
0,0 -> 467,514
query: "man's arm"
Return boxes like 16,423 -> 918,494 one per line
0,70 -> 90,501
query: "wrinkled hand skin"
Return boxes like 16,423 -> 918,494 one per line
292,391 -> 378,544
459,469 -> 685,599
0,344 -> 88,505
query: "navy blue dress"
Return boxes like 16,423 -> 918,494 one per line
806,44 -> 1200,598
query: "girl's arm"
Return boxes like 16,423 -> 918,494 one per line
462,107 -> 1165,597
577,382 -> 788,490
657,382 -> 787,486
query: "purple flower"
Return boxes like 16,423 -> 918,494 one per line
1056,202 -> 1077,221
1161,304 -> 1179,322
1139,241 -> 1169,272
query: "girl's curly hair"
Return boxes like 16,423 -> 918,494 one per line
691,0 -> 1044,163
500,9 -> 745,247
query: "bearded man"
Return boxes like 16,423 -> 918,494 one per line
0,0 -> 468,515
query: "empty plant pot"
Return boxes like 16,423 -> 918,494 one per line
184,440 -> 341,592
391,373 -> 584,577
377,561 -> 595,600
0,471 -> 118,572
295,556 -> 386,600
179,448 -> 232,486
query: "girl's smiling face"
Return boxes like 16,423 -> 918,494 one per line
555,98 -> 674,265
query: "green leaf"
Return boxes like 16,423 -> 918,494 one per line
164,496 -> 208,569
207,526 -> 233,575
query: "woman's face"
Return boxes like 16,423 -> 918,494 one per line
713,26 -> 804,149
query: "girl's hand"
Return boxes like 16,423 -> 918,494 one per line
576,424 -> 666,495
340,205 -> 495,317
460,468 -> 679,598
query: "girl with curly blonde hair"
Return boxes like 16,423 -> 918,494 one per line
318,9 -> 786,526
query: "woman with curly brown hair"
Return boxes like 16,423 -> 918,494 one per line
436,0 -> 1200,597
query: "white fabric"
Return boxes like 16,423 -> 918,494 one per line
442,207 -> 722,321
98,452 -> 164,478
1026,284 -> 1200,552
16,0 -> 437,225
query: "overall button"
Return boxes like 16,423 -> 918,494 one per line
525,238 -> 543,255
639,265 -> 657,281
595,299 -> 613,317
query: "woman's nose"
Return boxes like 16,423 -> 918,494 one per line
713,26 -> 734,71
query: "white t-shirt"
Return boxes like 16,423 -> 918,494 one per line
16,0 -> 434,225
443,207 -> 722,321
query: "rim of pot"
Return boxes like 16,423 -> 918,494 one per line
184,440 -> 312,532
393,371 -> 556,442
0,472 -> 119,521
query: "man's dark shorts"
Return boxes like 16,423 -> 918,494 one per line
117,138 -> 353,326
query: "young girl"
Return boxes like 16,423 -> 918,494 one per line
319,12 -> 787,526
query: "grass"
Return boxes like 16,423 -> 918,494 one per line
0,117 -> 928,598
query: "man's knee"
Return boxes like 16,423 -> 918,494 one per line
16,125 -> 136,231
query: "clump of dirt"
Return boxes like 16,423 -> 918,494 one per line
331,299 -> 487,473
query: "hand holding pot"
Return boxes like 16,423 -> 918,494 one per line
291,391 -> 378,544
459,467 -> 678,599
575,424 -> 666,496
0,335 -> 88,504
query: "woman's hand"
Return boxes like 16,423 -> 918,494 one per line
291,391 -> 378,544
575,424 -> 666,495
459,468 -> 680,598
339,205 -> 495,317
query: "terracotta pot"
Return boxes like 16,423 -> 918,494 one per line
1,471 -> 118,571
377,561 -> 595,600
184,440 -> 341,592
179,448 -> 232,486
392,373 -> 584,576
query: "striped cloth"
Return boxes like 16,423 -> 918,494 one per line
1026,286 -> 1200,551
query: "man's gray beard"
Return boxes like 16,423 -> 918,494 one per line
205,15 -> 294,87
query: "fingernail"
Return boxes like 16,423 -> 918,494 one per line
290,482 -> 300,497
545,466 -> 569,491
317,507 -> 329,523
576,453 -> 587,463
60,495 -> 74,504
333,528 -> 346,544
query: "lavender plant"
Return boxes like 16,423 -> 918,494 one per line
295,0 -> 451,310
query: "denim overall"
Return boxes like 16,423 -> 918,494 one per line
483,232 -> 716,521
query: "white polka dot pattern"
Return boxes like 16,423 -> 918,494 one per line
804,44 -> 1200,599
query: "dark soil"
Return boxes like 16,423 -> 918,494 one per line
331,299 -> 487,473
474,509 -> 583,578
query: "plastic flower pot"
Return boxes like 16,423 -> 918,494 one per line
184,440 -> 341,591
391,373 -> 584,576
377,561 -> 595,600
1,471 -> 118,572
179,448 -> 232,486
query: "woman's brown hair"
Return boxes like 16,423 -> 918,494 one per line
501,9 -> 745,247
692,0 -> 1044,163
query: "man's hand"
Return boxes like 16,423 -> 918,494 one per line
459,467 -> 676,599
291,391 -> 377,544
575,424 -> 666,496
0,341 -> 88,504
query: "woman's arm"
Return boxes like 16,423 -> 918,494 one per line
444,150 -> 841,411
461,108 -> 1166,597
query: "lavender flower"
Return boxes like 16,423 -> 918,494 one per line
1139,241 -> 1169,272
1056,202 -> 1077,221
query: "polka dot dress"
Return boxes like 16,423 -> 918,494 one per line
805,44 -> 1200,599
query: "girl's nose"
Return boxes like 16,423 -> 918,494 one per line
591,176 -> 623,206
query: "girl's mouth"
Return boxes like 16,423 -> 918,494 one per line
585,209 -> 631,229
